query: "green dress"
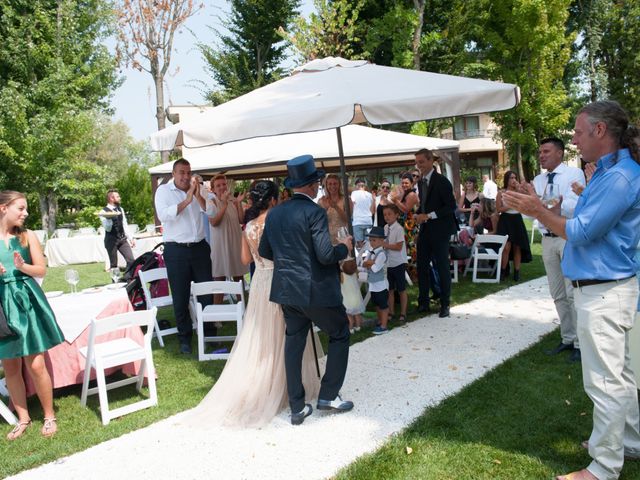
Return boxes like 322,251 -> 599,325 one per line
0,236 -> 64,359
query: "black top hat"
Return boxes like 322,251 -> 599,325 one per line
284,155 -> 326,188
366,226 -> 387,239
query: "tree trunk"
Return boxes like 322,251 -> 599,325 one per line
516,121 -> 525,181
412,0 -> 426,70
152,59 -> 170,163
39,192 -> 58,234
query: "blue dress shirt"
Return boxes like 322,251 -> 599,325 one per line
562,148 -> 640,280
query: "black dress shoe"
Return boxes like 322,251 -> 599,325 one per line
179,342 -> 192,355
568,348 -> 581,363
317,394 -> 354,412
291,404 -> 313,425
545,342 -> 573,355
438,305 -> 450,318
416,304 -> 431,314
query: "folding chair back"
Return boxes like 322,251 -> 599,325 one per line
0,361 -> 17,425
190,280 -> 245,361
464,234 -> 509,283
79,308 -> 158,425
138,268 -> 175,347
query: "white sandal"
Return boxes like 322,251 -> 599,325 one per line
42,417 -> 57,438
7,420 -> 31,440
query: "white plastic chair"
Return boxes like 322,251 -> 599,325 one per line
0,361 -> 18,425
52,228 -> 71,239
127,224 -> 139,235
463,234 -> 509,283
145,224 -> 159,234
79,308 -> 158,425
138,268 -> 176,347
189,280 -> 245,361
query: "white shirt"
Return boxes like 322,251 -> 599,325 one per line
482,179 -> 498,200
384,221 -> 406,267
154,180 -> 206,243
351,189 -> 373,225
532,163 -> 585,233
364,246 -> 388,292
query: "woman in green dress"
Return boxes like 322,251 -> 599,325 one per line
0,191 -> 64,440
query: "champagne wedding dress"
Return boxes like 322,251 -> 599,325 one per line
184,217 -> 322,428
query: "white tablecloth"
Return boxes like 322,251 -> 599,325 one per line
44,234 -> 163,268
47,287 -> 129,342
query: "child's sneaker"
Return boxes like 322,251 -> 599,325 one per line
372,326 -> 389,335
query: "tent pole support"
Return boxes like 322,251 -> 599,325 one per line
336,127 -> 353,236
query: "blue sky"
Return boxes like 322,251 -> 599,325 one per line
110,0 -> 314,142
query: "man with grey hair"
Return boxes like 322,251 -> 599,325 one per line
503,100 -> 640,480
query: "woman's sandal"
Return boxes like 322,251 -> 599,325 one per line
7,420 -> 31,441
41,417 -> 57,438
398,315 -> 407,324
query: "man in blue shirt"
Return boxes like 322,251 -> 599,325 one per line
504,100 -> 640,480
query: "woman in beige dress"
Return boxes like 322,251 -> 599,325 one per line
318,174 -> 364,333
186,180 -> 321,427
207,174 -> 248,300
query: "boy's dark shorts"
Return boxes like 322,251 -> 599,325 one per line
387,264 -> 407,292
370,289 -> 389,309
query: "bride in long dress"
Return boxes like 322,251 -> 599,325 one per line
185,180 -> 322,427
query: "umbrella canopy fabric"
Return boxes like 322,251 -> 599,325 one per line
148,125 -> 459,178
149,57 -> 520,151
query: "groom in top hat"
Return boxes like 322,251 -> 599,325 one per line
259,154 -> 354,425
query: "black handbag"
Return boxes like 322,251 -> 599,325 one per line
0,301 -> 17,339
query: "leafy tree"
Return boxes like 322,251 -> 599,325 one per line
0,0 -> 120,232
201,0 -> 300,105
462,0 -> 574,179
284,0 -> 365,62
598,1 -> 640,123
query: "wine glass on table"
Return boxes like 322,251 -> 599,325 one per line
64,269 -> 79,294
542,183 -> 560,209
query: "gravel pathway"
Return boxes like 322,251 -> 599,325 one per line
9,277 -> 558,480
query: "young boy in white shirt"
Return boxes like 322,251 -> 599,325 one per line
382,204 -> 408,323
363,226 -> 390,335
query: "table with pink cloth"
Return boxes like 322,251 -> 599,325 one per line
24,287 -> 146,396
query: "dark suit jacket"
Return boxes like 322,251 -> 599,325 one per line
259,194 -> 348,307
417,170 -> 458,239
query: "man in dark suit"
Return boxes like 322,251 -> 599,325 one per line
414,148 -> 458,318
259,155 -> 354,425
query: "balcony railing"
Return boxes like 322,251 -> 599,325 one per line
441,129 -> 498,140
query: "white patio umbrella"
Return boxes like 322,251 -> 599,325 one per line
150,57 -> 520,217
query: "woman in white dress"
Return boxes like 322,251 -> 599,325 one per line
186,180 -> 322,427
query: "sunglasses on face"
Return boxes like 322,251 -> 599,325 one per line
412,174 -> 420,178
381,185 -> 390,189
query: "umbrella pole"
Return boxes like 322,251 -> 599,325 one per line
336,127 -> 353,236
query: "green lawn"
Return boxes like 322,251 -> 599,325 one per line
3,235 -> 636,479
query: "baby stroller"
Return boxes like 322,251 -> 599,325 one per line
125,243 -> 169,311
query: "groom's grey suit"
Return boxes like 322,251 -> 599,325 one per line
259,193 -> 351,413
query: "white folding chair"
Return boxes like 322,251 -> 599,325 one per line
145,224 -> 159,234
138,268 -> 176,347
0,361 -> 18,425
450,260 -> 459,283
189,280 -> 245,361
79,308 -> 158,425
530,218 -> 540,244
463,234 -> 509,283
127,224 -> 139,236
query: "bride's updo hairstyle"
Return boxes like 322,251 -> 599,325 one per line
244,180 -> 279,223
